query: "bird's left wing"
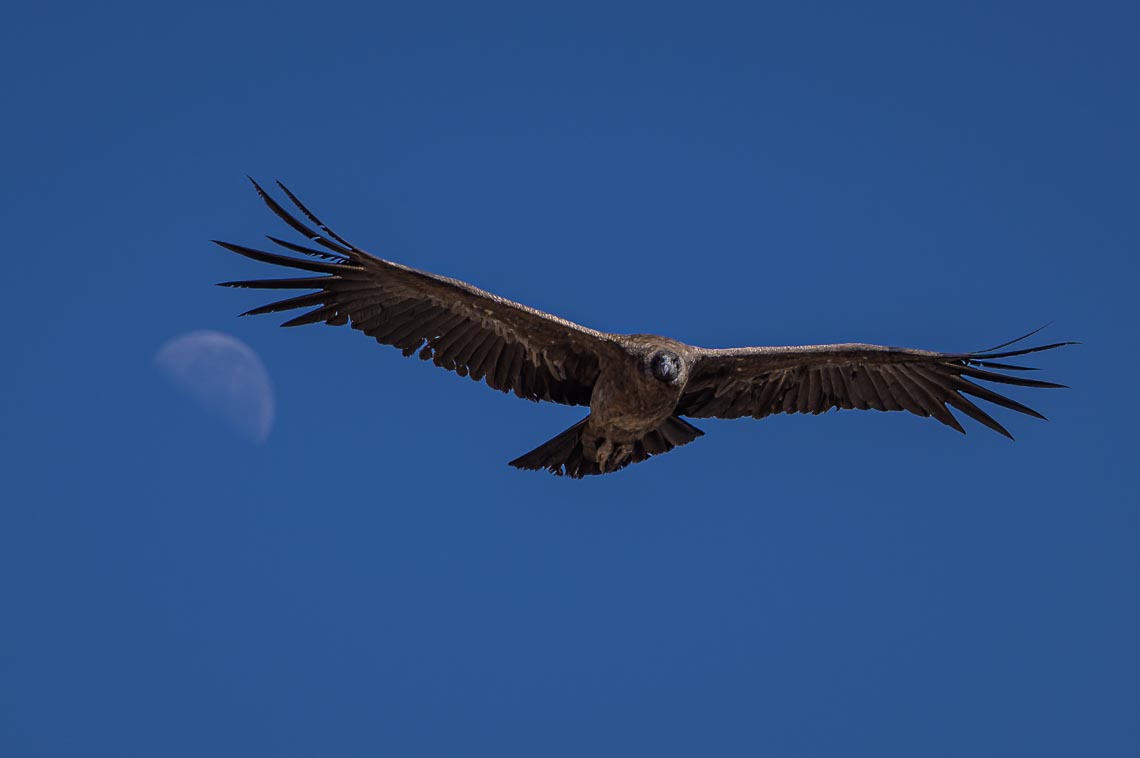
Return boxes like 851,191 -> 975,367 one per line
216,180 -> 622,406
677,333 -> 1073,437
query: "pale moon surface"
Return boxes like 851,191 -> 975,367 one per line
156,330 -> 275,443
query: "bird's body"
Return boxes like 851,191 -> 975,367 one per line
589,336 -> 688,435
551,335 -> 698,475
217,180 -> 1071,477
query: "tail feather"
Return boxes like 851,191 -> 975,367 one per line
509,418 -> 591,475
509,415 -> 704,478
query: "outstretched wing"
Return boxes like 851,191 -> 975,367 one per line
677,331 -> 1073,437
216,179 -> 620,406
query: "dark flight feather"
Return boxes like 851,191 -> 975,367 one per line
216,181 -> 620,408
678,336 -> 1074,438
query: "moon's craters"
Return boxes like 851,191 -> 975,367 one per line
156,330 -> 275,443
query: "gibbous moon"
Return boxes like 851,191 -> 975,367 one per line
156,330 -> 275,443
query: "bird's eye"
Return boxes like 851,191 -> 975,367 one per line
650,351 -> 679,383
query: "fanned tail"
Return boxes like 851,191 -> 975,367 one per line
509,416 -> 704,478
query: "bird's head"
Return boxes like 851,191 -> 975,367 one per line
648,349 -> 684,386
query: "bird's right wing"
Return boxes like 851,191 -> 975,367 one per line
677,332 -> 1073,437
216,180 -> 623,406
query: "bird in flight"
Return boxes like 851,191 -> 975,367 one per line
216,180 -> 1071,477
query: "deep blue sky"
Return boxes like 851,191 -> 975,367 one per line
3,2 -> 1137,755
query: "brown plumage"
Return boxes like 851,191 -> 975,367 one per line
216,180 -> 1073,477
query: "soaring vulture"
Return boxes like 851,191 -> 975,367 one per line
216,180 -> 1072,477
